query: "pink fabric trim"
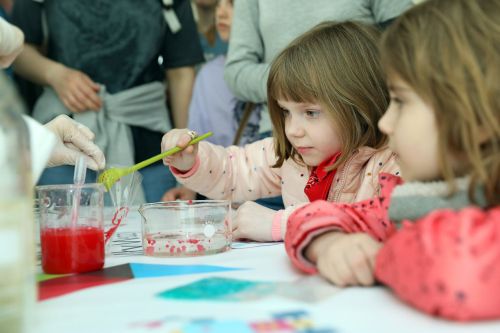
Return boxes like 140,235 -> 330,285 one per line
170,156 -> 201,178
294,226 -> 342,274
271,210 -> 284,241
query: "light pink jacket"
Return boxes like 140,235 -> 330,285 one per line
172,137 -> 399,239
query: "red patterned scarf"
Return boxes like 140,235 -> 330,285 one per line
304,152 -> 341,202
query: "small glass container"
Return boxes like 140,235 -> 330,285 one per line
139,200 -> 231,257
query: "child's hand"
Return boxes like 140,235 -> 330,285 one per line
161,129 -> 199,171
308,232 -> 383,287
161,186 -> 196,201
232,201 -> 275,241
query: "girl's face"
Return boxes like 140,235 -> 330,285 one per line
378,77 -> 440,182
215,0 -> 233,42
279,99 -> 342,167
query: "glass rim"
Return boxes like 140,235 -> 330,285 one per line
35,183 -> 105,192
140,200 -> 230,210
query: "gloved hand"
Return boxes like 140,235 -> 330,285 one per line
44,115 -> 105,170
0,17 -> 24,68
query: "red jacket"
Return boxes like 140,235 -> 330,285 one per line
285,173 -> 500,321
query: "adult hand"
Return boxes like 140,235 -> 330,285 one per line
161,186 -> 196,201
161,128 -> 199,171
312,232 -> 382,287
49,65 -> 102,113
45,115 -> 105,170
232,201 -> 276,241
0,17 -> 24,68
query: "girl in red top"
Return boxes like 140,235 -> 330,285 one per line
285,0 -> 500,321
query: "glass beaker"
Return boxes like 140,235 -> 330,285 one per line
139,200 -> 232,257
36,183 -> 105,274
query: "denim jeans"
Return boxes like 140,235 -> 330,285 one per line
137,163 -> 177,202
37,163 -> 177,203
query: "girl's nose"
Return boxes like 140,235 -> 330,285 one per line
378,106 -> 395,136
216,8 -> 225,18
286,116 -> 304,137
216,3 -> 228,18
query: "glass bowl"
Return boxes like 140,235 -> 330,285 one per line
139,200 -> 231,257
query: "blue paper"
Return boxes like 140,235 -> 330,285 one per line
129,263 -> 244,278
184,320 -> 253,333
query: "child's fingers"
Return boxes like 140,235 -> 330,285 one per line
318,252 -> 353,287
177,128 -> 199,148
231,211 -> 239,231
161,188 -> 180,201
346,245 -> 375,286
161,129 -> 190,151
177,133 -> 192,147
359,237 -> 383,272
163,156 -> 174,165
232,228 -> 241,239
317,257 -> 337,284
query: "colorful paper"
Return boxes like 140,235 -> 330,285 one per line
156,276 -> 339,303
38,263 -> 245,301
130,263 -> 243,278
129,310 -> 336,332
157,277 -> 275,301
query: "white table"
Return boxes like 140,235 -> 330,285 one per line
35,210 -> 500,333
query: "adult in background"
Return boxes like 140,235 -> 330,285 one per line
163,0 -> 262,201
11,0 -> 204,202
224,0 -> 414,138
192,0 -> 228,61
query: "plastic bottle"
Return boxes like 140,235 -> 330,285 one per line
0,72 -> 35,333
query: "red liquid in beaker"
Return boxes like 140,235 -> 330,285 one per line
41,226 -> 104,274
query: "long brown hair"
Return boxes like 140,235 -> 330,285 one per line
380,0 -> 500,205
267,21 -> 389,169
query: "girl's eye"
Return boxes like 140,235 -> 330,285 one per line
282,108 -> 290,117
390,97 -> 404,108
305,110 -> 320,118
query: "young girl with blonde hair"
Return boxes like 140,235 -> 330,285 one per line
161,21 -> 398,241
285,0 -> 500,321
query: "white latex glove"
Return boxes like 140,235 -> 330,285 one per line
23,116 -> 57,183
44,115 -> 105,170
232,201 -> 276,241
0,17 -> 24,68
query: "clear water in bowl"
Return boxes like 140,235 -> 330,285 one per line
140,200 -> 231,257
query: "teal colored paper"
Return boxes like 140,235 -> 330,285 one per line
157,277 -> 276,301
130,263 -> 243,278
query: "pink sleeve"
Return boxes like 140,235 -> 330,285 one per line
375,207 -> 500,321
284,195 -> 396,274
170,156 -> 201,178
171,139 -> 283,202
